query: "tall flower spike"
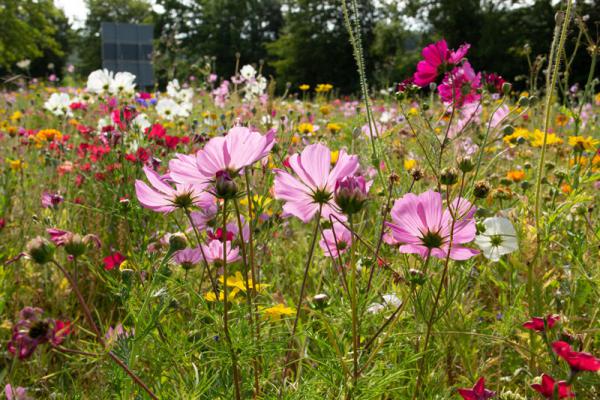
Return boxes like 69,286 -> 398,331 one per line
273,143 -> 359,223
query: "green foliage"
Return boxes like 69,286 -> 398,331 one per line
0,0 -> 66,71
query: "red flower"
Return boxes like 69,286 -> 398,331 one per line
531,374 -> 574,399
164,135 -> 180,149
146,123 -> 166,140
523,314 -> 559,332
103,252 -> 126,271
51,320 -> 72,346
0,218 -> 5,230
69,102 -> 87,111
458,377 -> 496,400
552,341 -> 600,372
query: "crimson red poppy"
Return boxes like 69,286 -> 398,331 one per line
458,377 -> 496,400
552,341 -> 600,372
531,374 -> 574,399
523,314 -> 559,332
103,252 -> 126,271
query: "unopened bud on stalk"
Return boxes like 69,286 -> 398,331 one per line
517,96 -> 529,107
334,176 -> 368,215
169,232 -> 188,252
440,167 -> 459,186
457,156 -> 474,173
474,180 -> 491,199
501,82 -> 512,95
26,237 -> 54,264
65,233 -> 86,257
215,170 -> 238,199
410,167 -> 424,181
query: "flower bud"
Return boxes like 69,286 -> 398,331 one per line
517,96 -> 529,107
312,293 -> 329,309
64,233 -> 87,257
410,167 -> 424,181
502,125 -> 514,135
169,232 -> 188,252
26,237 -> 55,264
440,167 -> 459,186
457,156 -> 474,173
473,180 -> 491,199
334,176 -> 368,215
214,171 -> 238,199
501,82 -> 512,95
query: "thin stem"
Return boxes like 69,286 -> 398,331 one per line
221,199 -> 243,400
280,205 -> 323,393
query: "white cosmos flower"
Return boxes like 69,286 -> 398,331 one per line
87,69 -> 114,94
44,92 -> 72,116
475,217 -> 518,261
110,72 -> 137,95
166,79 -> 193,104
156,98 -> 188,120
240,64 -> 256,81
367,294 -> 402,314
131,113 -> 151,131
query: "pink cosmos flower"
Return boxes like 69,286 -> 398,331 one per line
413,39 -> 470,87
438,62 -> 482,106
457,377 -> 495,400
201,239 -> 241,264
319,221 -> 353,258
135,166 -> 209,213
273,143 -> 359,223
531,374 -> 574,399
386,190 -> 478,260
173,247 -> 202,269
4,384 -> 30,400
169,126 -> 274,186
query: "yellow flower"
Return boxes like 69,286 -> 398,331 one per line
315,83 -> 333,93
9,111 -> 22,122
326,122 -> 342,134
506,170 -> 525,182
261,304 -> 295,320
503,127 -> 530,145
595,92 -> 600,105
408,107 -> 418,117
330,150 -> 339,165
219,271 -> 270,293
239,195 -> 273,216
8,159 -> 25,171
319,105 -> 332,115
204,287 -> 240,302
530,129 -> 563,147
404,159 -> 416,170
568,135 -> 599,152
299,84 -> 310,91
298,122 -> 314,134
291,135 -> 301,144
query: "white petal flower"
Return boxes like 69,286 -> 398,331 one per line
44,92 -> 72,116
87,69 -> 114,94
110,72 -> 137,95
475,217 -> 518,261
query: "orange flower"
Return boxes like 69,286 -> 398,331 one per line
506,170 -> 525,182
560,183 -> 572,194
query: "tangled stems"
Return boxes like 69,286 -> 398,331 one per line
183,207 -> 219,296
50,260 -> 158,400
280,205 -> 323,395
221,199 -> 243,400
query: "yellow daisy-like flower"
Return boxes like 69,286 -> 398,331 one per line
297,122 -> 314,135
36,129 -> 62,142
555,113 -> 569,127
219,271 -> 270,293
299,84 -> 310,91
204,287 -> 240,302
408,107 -> 418,117
9,111 -> 22,122
319,105 -> 332,115
503,127 -> 530,145
530,129 -> 563,147
315,83 -> 333,93
260,304 -> 295,320
568,135 -> 599,152
404,159 -> 416,170
240,194 -> 273,216
326,122 -> 342,134
8,159 -> 25,171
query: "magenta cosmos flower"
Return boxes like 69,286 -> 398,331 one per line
319,221 -> 352,258
169,126 -> 275,186
552,341 -> 600,372
531,374 -> 574,399
438,61 -> 482,106
457,377 -> 495,400
135,166 -> 211,213
273,143 -> 359,223
413,39 -> 470,87
386,190 -> 478,260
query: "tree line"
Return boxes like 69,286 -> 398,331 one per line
1,0 -> 598,93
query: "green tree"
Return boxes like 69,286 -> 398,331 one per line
267,0 -> 379,93
77,0 -> 154,76
0,0 -> 66,72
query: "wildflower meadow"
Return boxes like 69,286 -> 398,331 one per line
1,1 -> 600,399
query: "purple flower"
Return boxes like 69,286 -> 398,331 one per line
41,191 -> 64,208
